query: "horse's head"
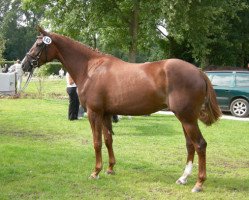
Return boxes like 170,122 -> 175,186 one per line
22,26 -> 57,72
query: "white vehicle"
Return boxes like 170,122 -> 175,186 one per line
0,72 -> 16,95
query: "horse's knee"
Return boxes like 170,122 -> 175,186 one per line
94,142 -> 102,151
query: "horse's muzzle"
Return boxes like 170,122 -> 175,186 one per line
21,57 -> 33,72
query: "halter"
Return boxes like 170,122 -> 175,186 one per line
25,43 -> 48,70
25,36 -> 52,71
18,68 -> 34,94
19,36 -> 52,94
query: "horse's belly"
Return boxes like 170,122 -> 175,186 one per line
107,88 -> 167,115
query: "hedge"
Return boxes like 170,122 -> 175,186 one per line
0,60 -> 15,65
37,62 -> 64,76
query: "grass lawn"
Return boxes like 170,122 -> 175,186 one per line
0,78 -> 249,199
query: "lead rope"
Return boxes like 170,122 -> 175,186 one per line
17,68 -> 34,95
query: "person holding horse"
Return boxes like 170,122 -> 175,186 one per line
66,72 -> 80,120
8,59 -> 23,92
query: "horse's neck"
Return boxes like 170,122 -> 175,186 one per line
53,34 -> 99,85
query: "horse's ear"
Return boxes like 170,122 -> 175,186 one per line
37,25 -> 49,36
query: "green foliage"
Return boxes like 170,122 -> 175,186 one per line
161,0 -> 249,67
0,34 -> 6,61
22,0 -> 164,62
0,61 -> 15,65
3,0 -> 249,68
35,62 -> 64,76
0,0 -> 42,61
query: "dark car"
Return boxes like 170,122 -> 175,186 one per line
206,71 -> 249,117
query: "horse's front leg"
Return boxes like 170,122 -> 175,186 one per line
102,115 -> 116,175
88,110 -> 103,179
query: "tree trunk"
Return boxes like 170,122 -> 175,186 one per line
93,34 -> 97,49
128,0 -> 140,63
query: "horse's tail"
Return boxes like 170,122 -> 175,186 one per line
199,70 -> 222,126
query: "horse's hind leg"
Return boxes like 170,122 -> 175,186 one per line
181,121 -> 207,192
102,115 -> 116,175
176,126 -> 195,185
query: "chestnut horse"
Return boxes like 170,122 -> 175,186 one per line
22,27 -> 221,192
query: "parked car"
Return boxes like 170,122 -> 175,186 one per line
206,71 -> 249,117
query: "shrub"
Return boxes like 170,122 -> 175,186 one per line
37,62 -> 64,76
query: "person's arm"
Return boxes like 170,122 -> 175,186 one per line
68,76 -> 74,85
8,65 -> 15,72
66,73 -> 75,85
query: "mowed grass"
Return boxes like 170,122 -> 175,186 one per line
0,79 -> 249,199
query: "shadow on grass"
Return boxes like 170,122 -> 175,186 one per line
0,129 -> 51,139
114,115 -> 182,137
0,128 -> 90,146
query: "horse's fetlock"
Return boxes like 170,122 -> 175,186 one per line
110,160 -> 116,166
199,174 -> 207,182
95,166 -> 103,172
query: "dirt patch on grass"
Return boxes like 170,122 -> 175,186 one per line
0,129 -> 54,140
0,129 -> 88,147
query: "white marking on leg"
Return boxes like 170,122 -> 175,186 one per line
176,161 -> 193,185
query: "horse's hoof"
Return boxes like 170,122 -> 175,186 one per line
89,173 -> 99,180
105,170 -> 115,175
191,186 -> 203,193
176,178 -> 187,185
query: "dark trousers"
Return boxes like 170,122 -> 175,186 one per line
67,87 -> 79,120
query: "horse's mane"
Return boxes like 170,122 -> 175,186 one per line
51,32 -> 105,56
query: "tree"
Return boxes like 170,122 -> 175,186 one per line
0,33 -> 6,61
22,0 -> 163,62
0,0 -> 42,61
22,0 -> 249,68
0,1 -> 8,60
160,0 -> 249,67
207,3 -> 249,67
